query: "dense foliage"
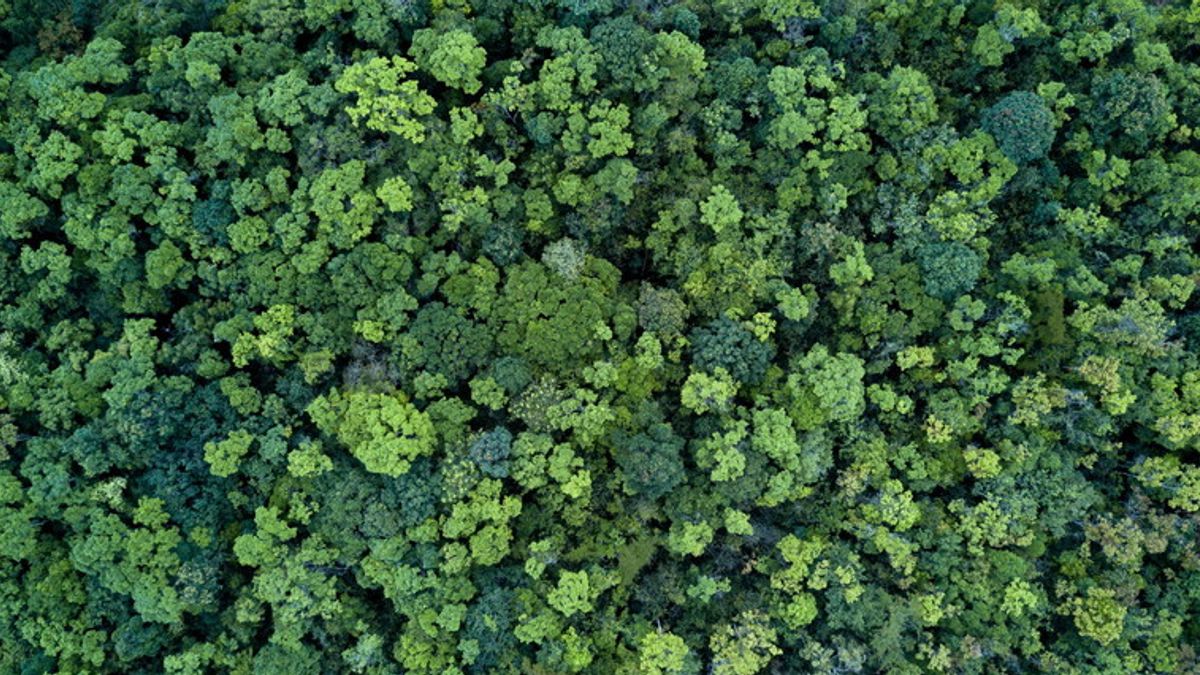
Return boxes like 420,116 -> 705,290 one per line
2,1 -> 1200,673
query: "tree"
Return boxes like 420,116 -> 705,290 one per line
468,427 -> 513,478
307,389 -> 437,477
638,285 -> 689,336
1071,588 -> 1127,646
916,240 -> 982,301
202,429 -> 253,477
399,302 -> 494,385
689,317 -> 774,386
709,611 -> 780,675
1088,71 -> 1174,153
867,66 -> 939,144
791,345 -> 865,426
980,91 -> 1056,164
639,630 -> 693,675
334,55 -> 435,141
410,28 -> 487,94
548,570 -> 593,617
614,422 -> 686,500
700,185 -> 743,235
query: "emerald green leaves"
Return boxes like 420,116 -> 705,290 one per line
335,56 -> 435,142
1,2 -> 1197,673
308,389 -> 436,477
981,91 -> 1057,164
410,29 -> 487,94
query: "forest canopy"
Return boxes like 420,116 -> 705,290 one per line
2,0 -> 1200,673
